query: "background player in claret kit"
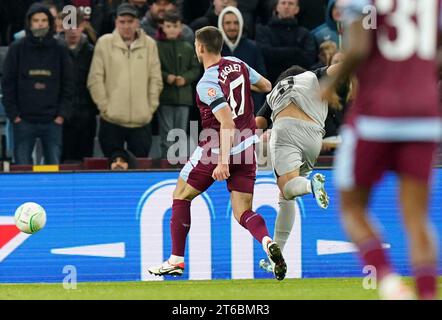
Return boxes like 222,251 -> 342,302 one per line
255,63 -> 343,273
322,0 -> 442,300
148,26 -> 288,281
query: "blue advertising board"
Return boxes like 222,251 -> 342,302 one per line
0,169 -> 441,283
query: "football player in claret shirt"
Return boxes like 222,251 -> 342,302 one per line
148,26 -> 288,281
322,0 -> 442,300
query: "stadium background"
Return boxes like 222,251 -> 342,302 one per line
0,168 -> 441,283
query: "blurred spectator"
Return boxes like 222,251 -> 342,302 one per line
189,0 -> 237,32
100,0 -> 148,35
156,10 -> 199,159
256,0 -> 317,84
57,11 -> 98,163
311,40 -> 337,69
218,6 -> 266,113
53,1 -> 112,38
12,1 -> 63,41
59,0 -> 111,44
109,149 -> 137,170
87,3 -> 163,158
141,0 -> 194,43
1,3 -> 74,165
311,0 -> 342,48
297,0 -> 327,30
236,0 -> 272,39
180,0 -> 211,25
55,12 -> 65,35
127,0 -> 149,18
108,0 -> 124,10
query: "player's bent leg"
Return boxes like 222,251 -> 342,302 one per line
148,178 -> 202,277
260,194 -> 297,274
278,169 -> 329,209
173,177 -> 202,201
399,174 -> 438,300
231,191 -> 287,281
273,193 -> 296,252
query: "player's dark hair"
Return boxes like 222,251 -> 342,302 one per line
195,26 -> 224,54
274,65 -> 307,85
163,9 -> 182,23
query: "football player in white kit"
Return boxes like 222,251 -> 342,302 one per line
256,64 -> 341,273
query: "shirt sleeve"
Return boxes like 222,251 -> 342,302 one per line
312,67 -> 329,80
337,0 -> 371,26
247,64 -> 261,85
256,101 -> 272,125
224,56 -> 261,84
196,79 -> 228,113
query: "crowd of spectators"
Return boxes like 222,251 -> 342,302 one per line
0,0 -> 350,168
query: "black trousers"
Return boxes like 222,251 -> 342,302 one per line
98,118 -> 152,157
62,115 -> 97,162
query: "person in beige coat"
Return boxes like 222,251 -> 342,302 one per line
87,3 -> 163,157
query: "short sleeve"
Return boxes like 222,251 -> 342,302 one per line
247,65 -> 261,85
197,79 -> 228,113
224,56 -> 261,85
337,0 -> 371,26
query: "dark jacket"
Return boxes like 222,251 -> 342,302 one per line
256,17 -> 317,84
1,3 -> 74,123
236,0 -> 272,39
0,0 -> 6,45
181,0 -> 211,25
58,34 -> 97,121
189,7 -> 219,31
312,0 -> 341,48
298,0 -> 328,30
157,37 -> 200,107
0,0 -> 35,45
221,39 -> 266,76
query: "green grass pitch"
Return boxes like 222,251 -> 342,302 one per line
1,277 -> 442,300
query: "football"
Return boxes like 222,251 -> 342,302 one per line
14,202 -> 47,234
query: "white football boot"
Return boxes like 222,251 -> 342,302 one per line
378,273 -> 415,300
311,173 -> 329,209
147,260 -> 184,277
259,259 -> 274,273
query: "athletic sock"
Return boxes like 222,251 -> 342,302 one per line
283,176 -> 312,200
414,265 -> 438,300
169,255 -> 185,265
170,199 -> 191,257
239,210 -> 270,243
273,195 -> 296,251
358,238 -> 393,281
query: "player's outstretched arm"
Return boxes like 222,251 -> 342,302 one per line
321,18 -> 371,101
251,76 -> 272,93
325,62 -> 342,78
